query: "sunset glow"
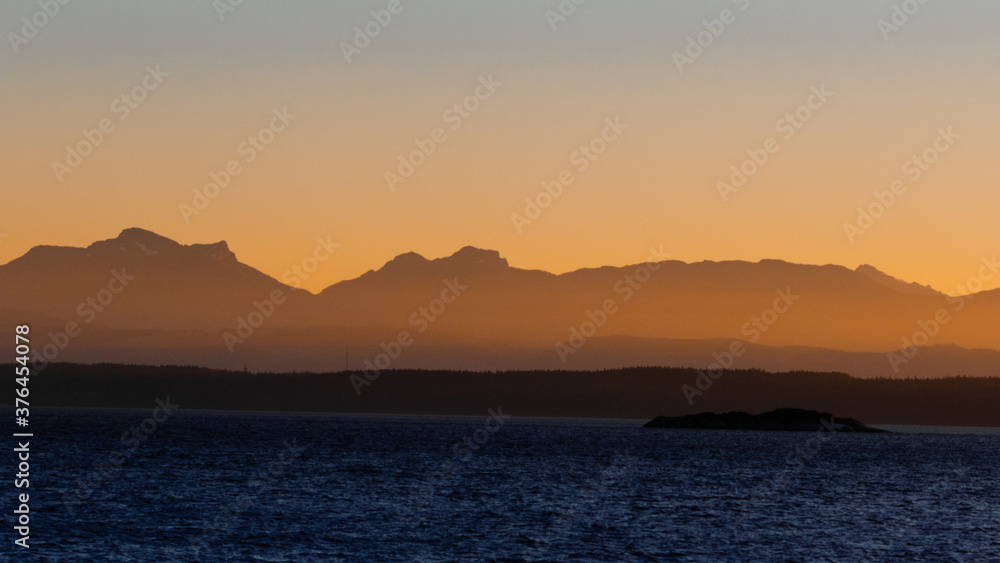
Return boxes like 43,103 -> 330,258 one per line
2,0 -> 999,295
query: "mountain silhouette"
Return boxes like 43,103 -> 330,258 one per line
0,228 -> 303,331
0,228 -> 997,376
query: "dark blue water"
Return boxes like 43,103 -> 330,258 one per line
3,408 -> 1000,561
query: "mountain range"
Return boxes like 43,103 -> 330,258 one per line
1,228 -> 997,378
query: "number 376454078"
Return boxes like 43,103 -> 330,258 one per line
15,325 -> 30,424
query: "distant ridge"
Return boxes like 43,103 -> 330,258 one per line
5,364 -> 999,427
0,228 -> 997,375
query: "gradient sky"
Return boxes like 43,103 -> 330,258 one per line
2,0 -> 999,293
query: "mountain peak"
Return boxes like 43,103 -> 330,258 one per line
352,247 -> 510,284
440,246 -> 509,269
190,240 -> 236,261
855,264 -> 939,296
77,228 -> 238,262
380,251 -> 430,271
392,250 -> 428,262
117,228 -> 178,246
87,228 -> 182,256
855,264 -> 883,275
370,247 -> 508,276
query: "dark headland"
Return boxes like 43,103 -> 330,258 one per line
644,408 -> 890,433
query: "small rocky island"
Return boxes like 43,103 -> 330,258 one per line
644,408 -> 889,433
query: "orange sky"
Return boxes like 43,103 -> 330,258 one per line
2,1 -> 999,294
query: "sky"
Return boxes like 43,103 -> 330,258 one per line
2,0 -> 999,294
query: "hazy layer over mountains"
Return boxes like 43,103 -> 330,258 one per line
1,228 -> 997,378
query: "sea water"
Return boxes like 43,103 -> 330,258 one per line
3,409 -> 999,561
